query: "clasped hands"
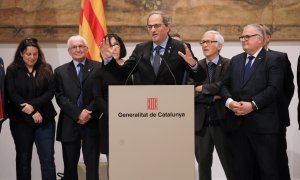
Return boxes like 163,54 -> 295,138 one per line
229,101 -> 253,116
77,109 -> 92,125
21,103 -> 43,123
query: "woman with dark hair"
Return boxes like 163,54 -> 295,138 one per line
98,33 -> 127,174
5,38 -> 57,180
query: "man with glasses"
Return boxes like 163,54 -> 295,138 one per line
54,35 -> 102,180
191,30 -> 233,180
100,11 -> 205,85
221,24 -> 283,180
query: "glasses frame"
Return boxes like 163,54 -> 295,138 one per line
199,40 -> 218,46
69,45 -> 87,50
239,34 -> 259,41
146,24 -> 163,30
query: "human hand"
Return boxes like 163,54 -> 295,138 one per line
99,37 -> 116,59
21,103 -> 34,115
77,109 -> 92,124
195,85 -> 203,92
32,111 -> 43,123
234,101 -> 253,116
178,43 -> 197,66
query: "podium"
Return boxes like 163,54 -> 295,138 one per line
109,85 -> 195,180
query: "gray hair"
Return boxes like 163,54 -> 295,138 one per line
203,30 -> 224,45
244,24 -> 265,43
147,11 -> 170,26
67,35 -> 88,48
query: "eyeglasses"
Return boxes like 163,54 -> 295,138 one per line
24,38 -> 38,44
239,34 -> 259,41
199,40 -> 218,46
146,24 -> 162,30
69,45 -> 86,50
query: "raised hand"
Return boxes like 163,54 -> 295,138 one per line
178,43 -> 197,66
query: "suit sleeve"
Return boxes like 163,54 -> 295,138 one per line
54,68 -> 81,121
252,56 -> 284,109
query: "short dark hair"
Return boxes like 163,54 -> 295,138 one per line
147,11 -> 170,26
104,33 -> 127,58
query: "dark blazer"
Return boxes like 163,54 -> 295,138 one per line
0,58 -> 6,132
55,59 -> 102,142
98,59 -> 128,154
194,56 -> 230,133
105,36 -> 206,85
221,49 -> 283,133
298,55 -> 300,129
268,49 -> 294,128
5,64 -> 57,126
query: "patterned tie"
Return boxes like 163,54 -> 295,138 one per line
243,56 -> 255,80
153,46 -> 162,75
77,63 -> 84,108
207,62 -> 215,83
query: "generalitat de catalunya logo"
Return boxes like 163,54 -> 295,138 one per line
147,98 -> 158,110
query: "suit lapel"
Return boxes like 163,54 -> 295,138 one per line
82,59 -> 94,83
143,42 -> 156,76
242,49 -> 266,86
214,57 -> 224,81
199,59 -> 209,83
157,37 -> 174,75
67,61 -> 81,87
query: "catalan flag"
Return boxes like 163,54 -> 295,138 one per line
79,0 -> 107,61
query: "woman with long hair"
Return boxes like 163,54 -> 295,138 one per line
6,38 -> 57,180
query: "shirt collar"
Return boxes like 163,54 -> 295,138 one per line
247,47 -> 262,59
73,58 -> 86,67
153,36 -> 169,51
206,55 -> 220,65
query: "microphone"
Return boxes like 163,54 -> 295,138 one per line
125,54 -> 143,85
160,54 -> 177,85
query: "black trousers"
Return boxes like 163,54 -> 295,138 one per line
61,127 -> 100,180
195,126 -> 233,180
229,130 -> 279,180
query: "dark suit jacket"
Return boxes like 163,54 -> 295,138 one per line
268,49 -> 294,128
298,55 -> 300,129
55,59 -> 102,142
105,36 -> 206,85
221,49 -> 283,133
194,56 -> 230,133
5,64 -> 57,127
0,58 -> 6,131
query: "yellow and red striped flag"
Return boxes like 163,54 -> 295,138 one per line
79,0 -> 107,61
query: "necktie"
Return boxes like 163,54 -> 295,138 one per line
243,56 -> 255,80
153,46 -> 162,75
207,62 -> 215,83
77,63 -> 84,108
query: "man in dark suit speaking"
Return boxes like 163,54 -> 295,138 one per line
100,11 -> 206,85
221,24 -> 283,180
54,35 -> 102,180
